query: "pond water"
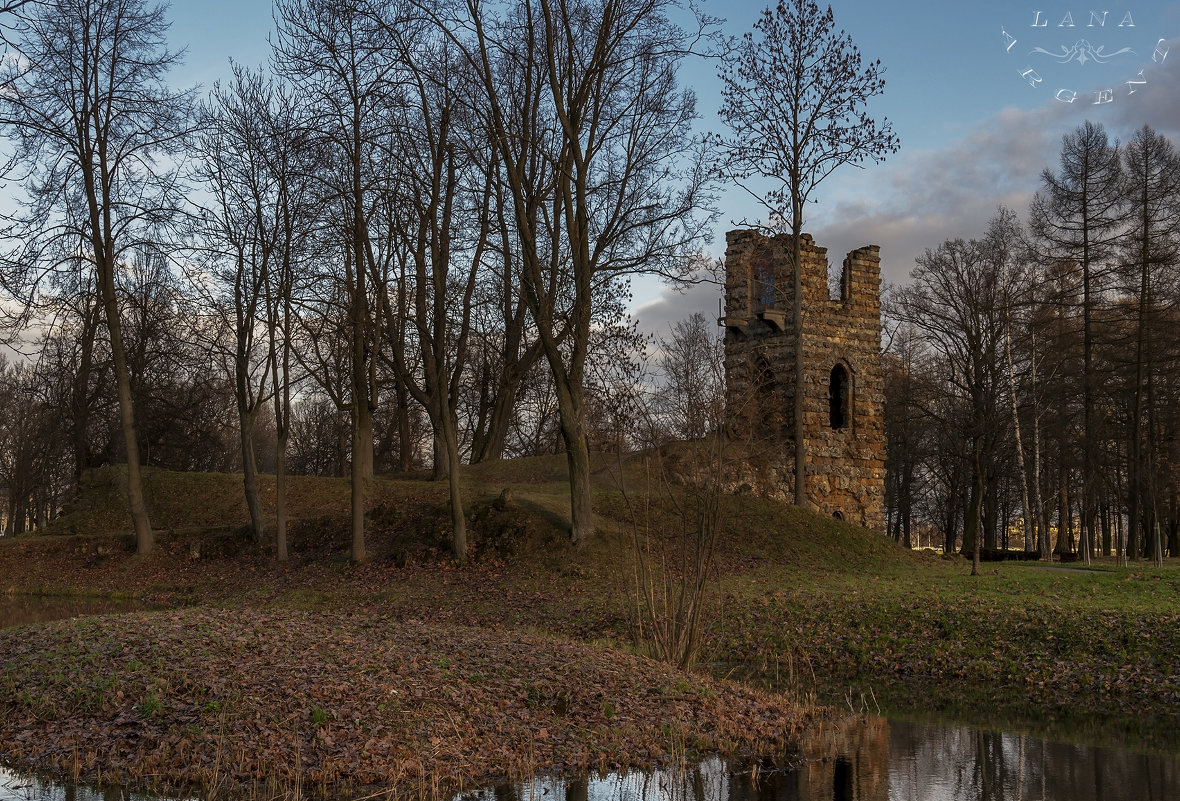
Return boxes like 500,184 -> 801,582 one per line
0,595 -> 150,630
1,715 -> 1177,801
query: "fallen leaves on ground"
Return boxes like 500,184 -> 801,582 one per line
0,607 -> 806,798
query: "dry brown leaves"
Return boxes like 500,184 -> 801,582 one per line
0,608 -> 806,798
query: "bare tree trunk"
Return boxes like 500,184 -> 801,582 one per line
269,312 -> 291,562
440,409 -> 467,563
70,294 -> 102,488
1116,473 -> 1126,565
349,169 -> 372,562
1057,477 -> 1072,558
901,478 -> 913,549
552,371 -> 594,544
791,229 -> 808,508
237,412 -> 263,545
350,231 -> 375,560
1168,497 -> 1179,559
475,385 -> 517,463
234,249 -> 266,545
275,443 -> 289,561
1030,333 -> 1050,560
350,402 -> 371,563
969,440 -> 984,576
395,380 -> 413,473
1128,252 -> 1149,563
984,476 -> 999,552
473,351 -> 541,463
266,242 -> 293,562
1081,507 -> 1093,566
1147,375 -> 1163,568
238,408 -> 265,545
1004,270 -> 1034,551
99,260 -> 153,554
1151,510 -> 1164,567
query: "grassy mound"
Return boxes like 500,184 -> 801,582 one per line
51,466 -> 441,540
25,454 -> 914,585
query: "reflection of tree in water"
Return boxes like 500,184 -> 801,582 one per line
884,719 -> 1180,801
797,717 -> 888,801
710,717 -> 889,801
474,717 -> 1178,801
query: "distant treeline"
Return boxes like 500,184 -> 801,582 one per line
885,122 -> 1179,564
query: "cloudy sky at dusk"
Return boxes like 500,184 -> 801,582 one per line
170,0 -> 1180,334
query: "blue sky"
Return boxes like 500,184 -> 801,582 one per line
165,0 -> 1180,332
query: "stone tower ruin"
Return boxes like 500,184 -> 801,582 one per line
722,230 -> 885,530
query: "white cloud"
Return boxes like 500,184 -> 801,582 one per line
631,274 -> 724,343
631,37 -> 1180,330
1107,37 -> 1180,135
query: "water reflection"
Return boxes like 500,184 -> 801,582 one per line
0,768 -> 163,801
886,719 -> 1180,801
2,717 -> 1178,800
0,596 -> 148,629
470,717 -> 1179,801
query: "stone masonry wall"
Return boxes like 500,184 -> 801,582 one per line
722,230 -> 886,531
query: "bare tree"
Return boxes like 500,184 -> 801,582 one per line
261,87 -> 315,563
451,0 -> 714,544
1030,121 -> 1126,564
464,160 -> 546,465
193,67 -> 278,546
0,357 -> 70,535
1121,124 -> 1180,565
987,208 -> 1038,554
380,33 -> 487,563
273,0 -> 411,562
120,248 -> 233,473
895,219 -> 1010,575
193,65 -> 314,555
0,0 -> 194,554
0,259 -> 107,489
716,0 -> 899,508
655,312 -> 725,441
882,321 -> 929,549
0,1 -> 34,16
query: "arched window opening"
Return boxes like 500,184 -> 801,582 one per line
832,510 -> 845,521
752,254 -> 775,312
829,364 -> 850,430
